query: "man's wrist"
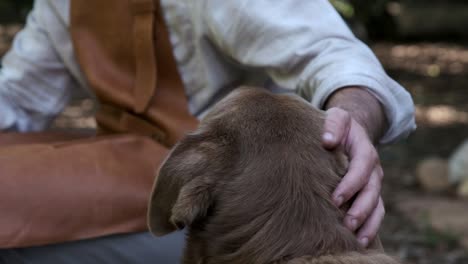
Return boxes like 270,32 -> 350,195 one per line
323,87 -> 388,144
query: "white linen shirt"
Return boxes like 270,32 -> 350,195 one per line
0,0 -> 415,144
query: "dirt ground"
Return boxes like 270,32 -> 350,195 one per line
1,23 -> 468,263
373,42 -> 468,264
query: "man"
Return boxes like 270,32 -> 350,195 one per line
0,0 -> 415,263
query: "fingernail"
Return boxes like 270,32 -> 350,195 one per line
333,195 -> 344,207
359,237 -> 369,248
345,216 -> 358,231
323,132 -> 334,142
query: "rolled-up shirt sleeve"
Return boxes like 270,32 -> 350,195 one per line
199,0 -> 416,144
0,1 -> 76,132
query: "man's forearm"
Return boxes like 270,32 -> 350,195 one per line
324,87 -> 388,144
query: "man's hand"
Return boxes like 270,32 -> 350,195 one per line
322,87 -> 388,248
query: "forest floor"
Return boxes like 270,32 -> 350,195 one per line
373,42 -> 468,264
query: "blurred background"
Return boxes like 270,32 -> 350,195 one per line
0,1 -> 467,263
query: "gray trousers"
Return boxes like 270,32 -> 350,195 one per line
0,231 -> 185,264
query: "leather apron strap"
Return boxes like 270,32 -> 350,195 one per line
131,0 -> 157,113
70,0 -> 198,147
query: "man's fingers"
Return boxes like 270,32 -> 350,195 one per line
332,138 -> 377,206
356,197 -> 385,248
343,167 -> 383,231
322,108 -> 351,149
322,107 -> 385,245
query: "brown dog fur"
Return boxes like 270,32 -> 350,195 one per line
148,87 -> 400,264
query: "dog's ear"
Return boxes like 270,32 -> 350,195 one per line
169,172 -> 215,230
147,132 -> 223,236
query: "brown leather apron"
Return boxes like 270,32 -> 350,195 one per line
0,0 -> 197,248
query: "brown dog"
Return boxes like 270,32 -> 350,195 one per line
147,87 -> 400,264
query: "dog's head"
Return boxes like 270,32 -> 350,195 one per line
148,87 -> 357,263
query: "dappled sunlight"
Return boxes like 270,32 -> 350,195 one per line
373,43 -> 468,76
416,105 -> 468,126
52,99 -> 97,129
